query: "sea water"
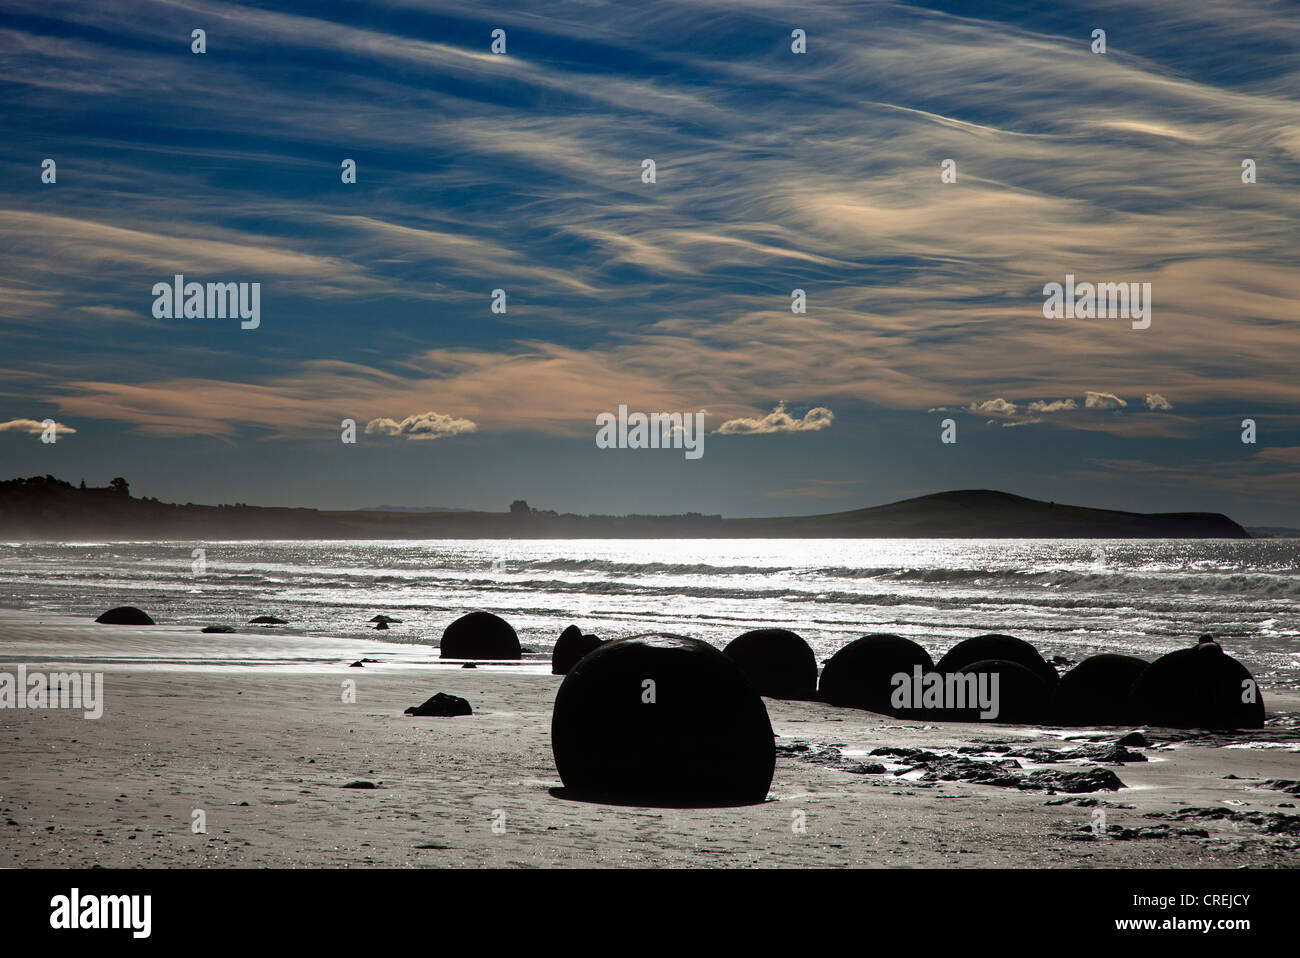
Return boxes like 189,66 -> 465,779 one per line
0,538 -> 1296,689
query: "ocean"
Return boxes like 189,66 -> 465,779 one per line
1,538 -> 1297,689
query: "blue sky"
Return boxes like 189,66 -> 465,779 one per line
2,0 -> 1298,523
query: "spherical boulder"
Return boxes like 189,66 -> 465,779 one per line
439,611 -> 521,659
819,634 -> 934,715
94,606 -> 154,625
953,659 -> 1052,724
723,628 -> 817,699
552,625 -> 603,675
1053,653 -> 1149,726
1129,640 -> 1265,729
936,634 -> 1059,688
551,633 -> 775,805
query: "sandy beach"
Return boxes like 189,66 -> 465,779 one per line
1,608 -> 1296,869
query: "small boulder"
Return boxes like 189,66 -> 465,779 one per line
819,634 -> 934,715
404,692 -> 472,717
552,625 -> 603,675
349,661 -> 364,668
374,621 -> 389,631
1053,654 -> 1149,726
723,628 -> 817,699
201,625 -> 235,634
439,611 -> 521,659
94,606 -> 155,626
370,615 -> 402,624
249,615 -> 287,625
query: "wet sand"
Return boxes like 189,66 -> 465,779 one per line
1,609 -> 1297,868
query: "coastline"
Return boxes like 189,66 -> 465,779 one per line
2,608 -> 1297,868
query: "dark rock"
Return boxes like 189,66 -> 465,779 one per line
94,606 -> 155,626
1022,767 -> 1125,793
374,621 -> 389,630
249,615 -> 287,625
349,661 -> 364,668
404,692 -> 472,717
936,634 -> 1059,688
341,780 -> 377,789
1053,654 -> 1150,725
818,634 -> 934,715
551,633 -> 775,805
439,611 -> 521,660
461,663 -> 477,669
723,628 -> 817,699
1116,731 -> 1150,748
201,625 -> 235,634
1129,640 -> 1265,729
952,659 -> 1052,724
370,615 -> 402,624
552,625 -> 603,675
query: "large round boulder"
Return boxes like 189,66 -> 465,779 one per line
950,659 -> 1052,723
1129,639 -> 1265,729
1053,653 -> 1149,726
94,606 -> 155,625
439,611 -> 521,659
819,634 -> 934,715
551,633 -> 775,806
552,625 -> 603,675
936,634 -> 1059,688
723,628 -> 817,699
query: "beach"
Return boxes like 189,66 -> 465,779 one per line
2,609 -> 1297,869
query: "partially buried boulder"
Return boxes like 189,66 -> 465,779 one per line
1129,639 -> 1265,729
94,606 -> 154,625
951,659 -> 1052,724
439,611 -> 521,659
723,628 -> 817,699
936,634 -> 1059,688
1053,653 -> 1149,726
249,615 -> 287,625
819,634 -> 933,715
551,633 -> 775,806
201,625 -> 235,634
405,692 -> 472,717
552,625 -> 603,675
370,615 -> 402,624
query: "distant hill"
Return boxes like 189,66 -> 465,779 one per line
356,505 -> 474,513
1245,526 -> 1300,539
0,477 -> 1250,540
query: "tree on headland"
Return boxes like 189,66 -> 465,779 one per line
510,499 -> 531,514
109,477 -> 130,496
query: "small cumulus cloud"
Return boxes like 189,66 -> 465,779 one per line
1085,392 -> 1127,410
1027,399 -> 1078,414
715,402 -> 834,435
0,418 -> 76,436
967,398 -> 1018,417
364,411 -> 478,441
1145,393 -> 1173,411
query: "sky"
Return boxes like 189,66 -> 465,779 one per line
1,0 -> 1298,523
